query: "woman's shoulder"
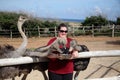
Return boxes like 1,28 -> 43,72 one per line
67,37 -> 73,41
49,37 -> 57,41
50,37 -> 73,42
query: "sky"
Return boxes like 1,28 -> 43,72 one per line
0,0 -> 120,21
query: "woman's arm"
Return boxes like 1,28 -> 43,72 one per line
47,53 -> 59,59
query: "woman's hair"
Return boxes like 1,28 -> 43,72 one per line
57,23 -> 68,31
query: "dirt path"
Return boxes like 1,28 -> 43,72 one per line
0,36 -> 120,80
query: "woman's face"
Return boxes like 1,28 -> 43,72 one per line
58,26 -> 68,38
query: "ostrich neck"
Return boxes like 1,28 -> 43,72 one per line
16,22 -> 27,55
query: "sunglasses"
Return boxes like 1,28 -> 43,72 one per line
59,30 -> 68,33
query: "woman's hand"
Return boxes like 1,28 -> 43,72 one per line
69,50 -> 79,59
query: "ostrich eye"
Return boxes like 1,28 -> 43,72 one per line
22,17 -> 25,19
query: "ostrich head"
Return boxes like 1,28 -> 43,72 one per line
17,15 -> 28,31
69,39 -> 81,52
18,16 -> 28,24
57,37 -> 67,47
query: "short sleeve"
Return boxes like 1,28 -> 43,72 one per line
47,38 -> 56,46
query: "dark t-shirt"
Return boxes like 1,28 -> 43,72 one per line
47,37 -> 73,74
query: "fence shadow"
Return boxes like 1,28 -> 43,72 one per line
106,40 -> 120,45
85,60 -> 120,79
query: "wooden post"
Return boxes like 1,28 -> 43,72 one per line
38,26 -> 40,37
10,30 -> 12,39
112,24 -> 115,37
92,24 -> 94,37
83,26 -> 85,35
55,26 -> 57,37
72,27 -> 75,37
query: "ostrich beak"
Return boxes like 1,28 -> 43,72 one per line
69,47 -> 73,52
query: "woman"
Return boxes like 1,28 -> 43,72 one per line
47,23 -> 79,80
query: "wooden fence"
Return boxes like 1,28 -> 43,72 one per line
70,25 -> 120,37
0,25 -> 120,38
0,26 -> 57,38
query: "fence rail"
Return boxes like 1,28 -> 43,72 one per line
0,25 -> 120,38
0,50 -> 120,67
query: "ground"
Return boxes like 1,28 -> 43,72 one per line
0,36 -> 120,80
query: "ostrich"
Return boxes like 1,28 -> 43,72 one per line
26,37 -> 67,57
27,39 -> 81,59
0,16 -> 50,80
73,45 -> 90,80
0,15 -> 28,58
69,39 -> 82,52
0,15 -> 28,80
15,15 -> 28,57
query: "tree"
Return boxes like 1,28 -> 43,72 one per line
82,15 -> 108,26
0,11 -> 27,30
0,11 -> 58,30
116,17 -> 120,25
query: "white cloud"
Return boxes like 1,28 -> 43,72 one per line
94,6 -> 102,15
